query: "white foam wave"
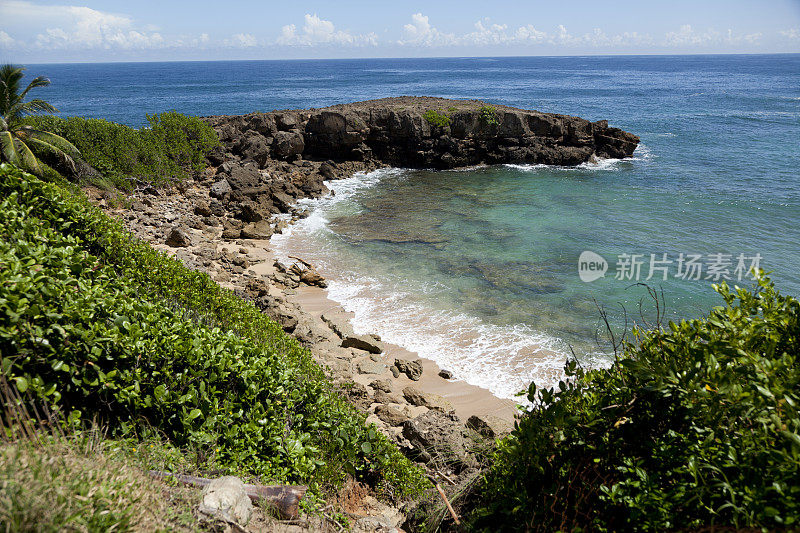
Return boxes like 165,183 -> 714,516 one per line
323,274 -> 578,401
504,144 -> 651,173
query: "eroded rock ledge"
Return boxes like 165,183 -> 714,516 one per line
201,97 -> 639,231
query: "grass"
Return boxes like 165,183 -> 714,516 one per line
0,426 -> 201,532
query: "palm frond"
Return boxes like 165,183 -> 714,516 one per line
19,75 -> 51,100
0,130 -> 21,165
23,127 -> 80,158
9,99 -> 59,119
15,136 -> 43,176
26,136 -> 77,173
0,64 -> 25,116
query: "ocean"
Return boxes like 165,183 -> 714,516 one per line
35,55 -> 800,400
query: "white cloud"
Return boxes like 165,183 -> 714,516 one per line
1,0 -> 168,50
398,14 -> 652,49
399,13 -> 456,46
664,24 -> 762,47
780,28 -> 800,40
397,14 -> 779,51
224,33 -> 258,48
0,31 -> 15,48
277,13 -> 377,46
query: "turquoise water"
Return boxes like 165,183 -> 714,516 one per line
40,55 -> 800,399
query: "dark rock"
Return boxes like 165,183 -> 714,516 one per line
394,359 -> 423,381
273,131 -> 305,160
226,163 -> 263,191
319,162 -> 337,179
194,201 -> 212,217
438,369 -> 454,379
165,226 -> 192,248
209,179 -> 232,199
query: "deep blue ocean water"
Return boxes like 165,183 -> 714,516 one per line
34,55 -> 800,399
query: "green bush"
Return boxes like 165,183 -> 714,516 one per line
25,112 -> 219,188
0,163 -> 427,498
470,276 -> 800,531
478,105 -> 500,127
423,109 -> 452,128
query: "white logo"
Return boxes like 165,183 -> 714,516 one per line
578,251 -> 608,282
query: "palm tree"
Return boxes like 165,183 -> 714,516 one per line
0,64 -> 79,176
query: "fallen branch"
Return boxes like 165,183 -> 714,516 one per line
149,471 -> 306,519
435,482 -> 460,525
288,255 -> 313,269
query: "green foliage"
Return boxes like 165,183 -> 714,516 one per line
0,163 -> 428,499
423,109 -> 452,128
478,105 -> 500,127
470,276 -> 800,531
26,111 -> 219,188
0,64 -> 80,177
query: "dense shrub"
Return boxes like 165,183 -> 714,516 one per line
0,163 -> 427,497
26,112 -> 219,187
423,109 -> 452,128
478,105 -> 500,127
469,276 -> 800,531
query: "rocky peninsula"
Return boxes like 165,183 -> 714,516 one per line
92,97 -> 639,506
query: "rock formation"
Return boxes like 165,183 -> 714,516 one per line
202,96 -> 640,223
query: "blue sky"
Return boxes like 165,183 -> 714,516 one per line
1,0 -> 799,62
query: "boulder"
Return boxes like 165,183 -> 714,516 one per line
226,163 -> 263,191
209,179 -> 231,199
467,414 -> 514,439
369,379 -> 394,393
342,334 -> 384,354
194,201 -> 212,217
298,267 -> 327,288
197,476 -> 253,526
394,359 -> 423,381
402,386 -> 454,413
319,162 -> 337,179
321,313 -> 355,339
402,411 -> 477,469
165,226 -> 192,248
438,369 -> 454,379
273,131 -> 305,160
357,360 -> 388,375
375,405 -> 408,427
240,221 -> 272,240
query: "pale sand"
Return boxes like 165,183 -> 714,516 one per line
292,284 -> 520,423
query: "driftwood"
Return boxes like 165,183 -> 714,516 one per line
149,471 -> 306,519
288,255 -> 313,269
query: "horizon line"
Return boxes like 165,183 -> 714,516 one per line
17,51 -> 800,66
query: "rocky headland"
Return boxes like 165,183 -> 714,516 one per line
90,97 -> 639,517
